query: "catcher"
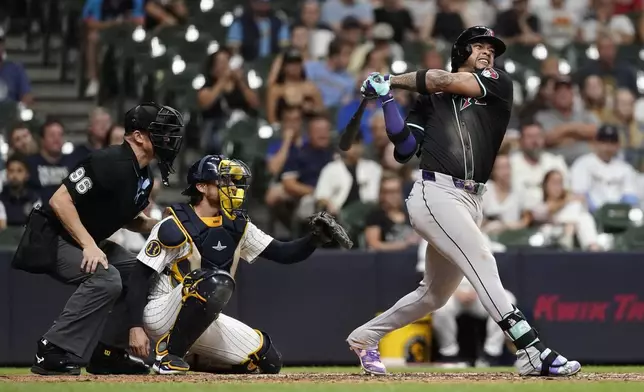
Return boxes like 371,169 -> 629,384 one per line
125,155 -> 352,375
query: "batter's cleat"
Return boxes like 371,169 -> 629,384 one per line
517,347 -> 582,377
86,343 -> 150,375
30,338 -> 81,376
153,354 -> 190,375
351,347 -> 387,376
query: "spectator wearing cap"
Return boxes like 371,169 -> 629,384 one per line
510,123 -> 569,211
321,0 -> 373,34
494,0 -> 542,46
144,0 -> 188,31
570,124 -> 639,212
348,23 -> 404,76
577,0 -> 635,45
576,35 -> 638,97
226,0 -> 290,62
535,0 -> 581,51
82,0 -> 145,97
266,48 -> 323,125
374,0 -> 416,44
305,39 -> 355,108
296,0 -> 335,60
1,154 -> 40,227
0,29 -> 33,105
535,77 -> 599,165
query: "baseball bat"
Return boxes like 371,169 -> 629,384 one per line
339,98 -> 368,151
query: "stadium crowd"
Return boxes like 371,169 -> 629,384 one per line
1,0 -> 644,254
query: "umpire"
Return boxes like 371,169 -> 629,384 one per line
12,102 -> 184,376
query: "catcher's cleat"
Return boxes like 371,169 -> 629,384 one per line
30,338 -> 81,376
516,347 -> 581,377
153,354 -> 190,375
350,347 -> 387,376
86,343 -> 150,375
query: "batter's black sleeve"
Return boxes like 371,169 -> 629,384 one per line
471,67 -> 513,105
126,261 -> 155,328
61,155 -> 119,204
260,234 -> 317,264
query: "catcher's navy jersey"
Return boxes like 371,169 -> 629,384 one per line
406,67 -> 513,183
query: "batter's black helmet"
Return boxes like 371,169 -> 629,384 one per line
125,102 -> 184,186
450,26 -> 506,73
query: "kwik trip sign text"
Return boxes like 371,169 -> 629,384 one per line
533,295 -> 644,322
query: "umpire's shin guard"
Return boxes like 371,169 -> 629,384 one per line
157,269 -> 235,359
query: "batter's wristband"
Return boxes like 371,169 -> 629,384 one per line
416,69 -> 430,95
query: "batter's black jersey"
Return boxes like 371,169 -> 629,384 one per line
406,67 -> 513,183
44,143 -> 153,246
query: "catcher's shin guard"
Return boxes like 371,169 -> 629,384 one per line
157,269 -> 235,360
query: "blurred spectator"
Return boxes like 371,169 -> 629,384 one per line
463,0 -> 498,28
281,114 -> 334,222
510,123 -> 569,211
266,48 -> 323,125
432,276 -> 516,367
321,0 -> 373,33
8,123 -> 38,156
348,23 -> 404,76
421,47 -> 445,70
364,174 -> 416,250
374,0 -> 416,43
144,0 -> 188,31
26,119 -> 75,202
70,107 -> 111,165
420,0 -> 470,45
106,124 -> 126,145
198,48 -> 260,153
289,24 -> 312,61
337,17 -> 365,54
578,0 -> 635,44
494,0 -> 542,46
315,134 -> 381,215
540,56 -> 562,78
613,0 -> 643,14
226,0 -> 290,62
529,169 -> 601,251
529,0 -> 590,15
581,74 -> 611,122
576,35 -> 638,97
404,0 -> 436,32
535,77 -> 599,165
0,28 -> 33,105
363,112 -> 404,172
82,0 -> 145,97
570,124 -> 639,212
1,154 -> 40,227
606,89 -> 644,164
305,39 -> 355,108
482,155 -> 527,236
297,0 -> 335,60
518,75 -> 555,124
535,0 -> 580,51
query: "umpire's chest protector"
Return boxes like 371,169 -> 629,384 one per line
168,203 -> 246,272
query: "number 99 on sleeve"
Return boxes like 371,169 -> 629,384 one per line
69,167 -> 93,194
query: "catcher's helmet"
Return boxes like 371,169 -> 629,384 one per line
124,102 -> 184,186
450,26 -> 506,73
182,155 -> 252,219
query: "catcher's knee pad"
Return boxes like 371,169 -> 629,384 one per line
498,306 -> 545,351
159,268 -> 235,358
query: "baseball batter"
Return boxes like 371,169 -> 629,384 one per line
347,26 -> 581,377
125,155 -> 351,375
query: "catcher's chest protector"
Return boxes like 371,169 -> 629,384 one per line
169,203 -> 247,272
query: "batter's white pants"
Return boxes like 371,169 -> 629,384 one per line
348,177 -> 516,349
143,284 -> 262,367
432,290 -> 516,357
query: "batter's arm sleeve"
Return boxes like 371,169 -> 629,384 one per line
136,217 -> 188,273
239,222 -> 275,263
125,261 -> 155,328
260,234 -> 317,264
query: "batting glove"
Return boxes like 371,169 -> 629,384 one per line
361,72 -> 390,100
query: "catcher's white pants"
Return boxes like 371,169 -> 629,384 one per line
143,285 -> 262,367
432,290 -> 516,357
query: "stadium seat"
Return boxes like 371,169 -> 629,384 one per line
620,226 -> 644,251
339,201 -> 377,243
0,101 -> 19,135
495,227 -> 540,248
594,203 -> 633,234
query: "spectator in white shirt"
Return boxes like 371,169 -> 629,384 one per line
482,155 -> 528,235
570,124 -> 639,212
536,0 -> 581,51
510,123 -> 569,211
314,133 -> 382,215
578,0 -> 635,44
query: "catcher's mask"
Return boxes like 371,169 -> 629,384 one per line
182,155 -> 252,220
450,26 -> 506,73
125,102 -> 184,186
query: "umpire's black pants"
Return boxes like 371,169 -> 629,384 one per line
42,237 -> 136,360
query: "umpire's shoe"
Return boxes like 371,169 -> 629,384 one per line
31,338 -> 81,376
86,343 -> 150,375
153,354 -> 190,375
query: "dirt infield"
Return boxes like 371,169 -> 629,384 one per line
3,372 -> 644,383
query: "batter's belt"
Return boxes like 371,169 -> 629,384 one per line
421,171 -> 486,196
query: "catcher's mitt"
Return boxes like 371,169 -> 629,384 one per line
309,212 -> 354,249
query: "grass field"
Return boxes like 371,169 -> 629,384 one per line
2,366 -> 644,392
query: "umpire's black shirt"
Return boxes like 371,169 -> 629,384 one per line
44,142 -> 153,247
406,67 -> 513,183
